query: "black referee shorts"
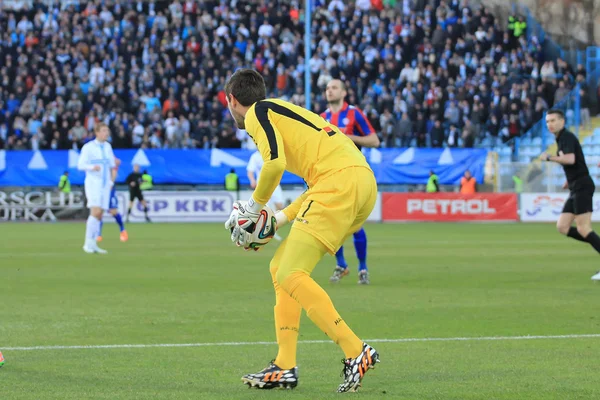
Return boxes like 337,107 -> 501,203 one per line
129,188 -> 144,202
562,186 -> 594,215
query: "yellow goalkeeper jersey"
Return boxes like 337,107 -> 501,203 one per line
244,99 -> 372,207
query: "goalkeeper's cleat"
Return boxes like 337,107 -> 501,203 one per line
329,266 -> 349,283
120,230 -> 129,242
241,360 -> 298,390
96,236 -> 103,242
337,343 -> 380,393
358,271 -> 370,285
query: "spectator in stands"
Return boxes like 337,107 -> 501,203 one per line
447,125 -> 460,147
393,113 -> 413,148
0,0 -> 590,152
462,120 -> 477,148
554,81 -> 570,105
430,119 -> 445,148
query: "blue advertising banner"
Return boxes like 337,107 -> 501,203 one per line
0,148 -> 488,187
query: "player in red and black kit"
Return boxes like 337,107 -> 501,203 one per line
321,79 -> 380,285
541,109 -> 600,281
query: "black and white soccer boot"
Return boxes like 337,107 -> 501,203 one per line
337,343 -> 380,393
241,360 -> 298,390
358,270 -> 370,285
329,266 -> 350,283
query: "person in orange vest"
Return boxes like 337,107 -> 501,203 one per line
460,171 -> 477,194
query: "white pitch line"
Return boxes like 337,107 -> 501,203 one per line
4,334 -> 600,352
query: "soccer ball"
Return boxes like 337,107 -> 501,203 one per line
232,201 -> 277,251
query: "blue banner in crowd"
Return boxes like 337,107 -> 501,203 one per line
0,148 -> 488,187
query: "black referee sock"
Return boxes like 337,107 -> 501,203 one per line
585,231 -> 600,254
567,227 -> 587,242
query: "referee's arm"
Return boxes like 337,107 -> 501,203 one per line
542,151 -> 575,165
125,173 -> 137,187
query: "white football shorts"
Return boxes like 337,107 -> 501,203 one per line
85,180 -> 112,210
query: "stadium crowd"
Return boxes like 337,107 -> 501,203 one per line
0,0 -> 593,151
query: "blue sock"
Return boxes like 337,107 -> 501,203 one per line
335,246 -> 348,269
98,220 -> 103,236
353,228 -> 368,272
114,213 -> 125,232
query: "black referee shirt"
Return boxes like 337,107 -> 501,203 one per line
555,128 -> 591,190
125,172 -> 143,190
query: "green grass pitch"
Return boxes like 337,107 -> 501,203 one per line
1,222 -> 599,399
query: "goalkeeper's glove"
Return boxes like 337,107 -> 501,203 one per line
224,199 -> 262,231
230,221 -> 255,250
224,199 -> 264,248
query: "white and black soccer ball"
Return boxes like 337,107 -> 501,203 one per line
232,201 -> 277,251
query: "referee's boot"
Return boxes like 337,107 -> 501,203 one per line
337,342 -> 380,393
241,360 -> 298,390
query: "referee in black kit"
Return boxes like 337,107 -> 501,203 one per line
541,109 -> 600,280
125,164 -> 151,223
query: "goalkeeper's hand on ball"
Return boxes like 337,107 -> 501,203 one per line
224,199 -> 266,251
230,222 -> 255,250
224,200 -> 261,232
224,199 -> 282,251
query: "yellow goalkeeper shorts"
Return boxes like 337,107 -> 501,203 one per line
291,166 -> 377,254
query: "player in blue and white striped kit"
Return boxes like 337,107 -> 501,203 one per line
321,79 -> 380,285
77,123 -> 115,254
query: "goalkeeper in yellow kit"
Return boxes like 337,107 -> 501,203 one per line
224,69 -> 379,393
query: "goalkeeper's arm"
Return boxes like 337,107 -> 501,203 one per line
244,104 -> 287,215
275,189 -> 309,229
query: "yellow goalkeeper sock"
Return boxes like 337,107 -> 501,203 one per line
277,229 -> 363,359
270,245 -> 302,370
